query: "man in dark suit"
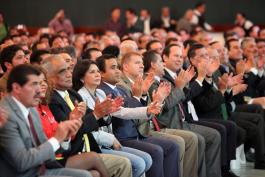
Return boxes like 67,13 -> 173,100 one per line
125,8 -> 143,34
187,44 -> 245,177
41,54 -> 133,177
97,54 -> 181,177
153,6 -> 177,31
213,39 -> 265,167
190,43 -> 265,169
0,64 -> 92,177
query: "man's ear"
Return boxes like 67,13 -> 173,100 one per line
190,58 -> 196,66
150,61 -> 156,69
48,76 -> 56,88
122,63 -> 129,72
4,62 -> 12,71
12,83 -> 21,94
162,55 -> 167,63
100,71 -> 105,78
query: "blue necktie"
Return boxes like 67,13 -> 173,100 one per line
113,87 -> 121,97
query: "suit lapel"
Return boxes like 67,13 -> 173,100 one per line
53,90 -> 72,113
163,69 -> 176,86
29,108 -> 47,143
5,96 -> 30,128
119,74 -> 133,95
5,96 -> 39,146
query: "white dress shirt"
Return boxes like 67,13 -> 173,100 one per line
12,96 -> 60,152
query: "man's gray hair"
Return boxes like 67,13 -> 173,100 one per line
41,54 -> 62,76
241,37 -> 255,49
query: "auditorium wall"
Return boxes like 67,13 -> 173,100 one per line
1,0 -> 264,27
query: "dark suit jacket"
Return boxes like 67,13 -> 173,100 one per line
229,59 -> 263,103
49,89 -> 101,155
125,18 -> 144,34
99,82 -> 145,141
153,17 -> 176,31
192,79 -> 225,120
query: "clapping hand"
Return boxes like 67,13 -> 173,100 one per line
147,101 -> 162,115
54,119 -> 82,142
232,84 -> 247,96
227,73 -> 244,89
175,67 -> 194,89
257,57 -> 265,70
111,96 -> 124,113
236,60 -> 246,74
142,72 -> 155,94
152,81 -> 171,104
218,76 -> 227,94
244,57 -> 256,72
206,57 -> 220,76
185,66 -> 196,82
69,101 -> 87,120
197,59 -> 208,82
93,95 -> 114,119
0,108 -> 8,128
132,76 -> 143,98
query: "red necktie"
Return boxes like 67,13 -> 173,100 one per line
28,113 -> 41,145
178,103 -> 185,129
152,117 -> 161,132
28,113 -> 46,175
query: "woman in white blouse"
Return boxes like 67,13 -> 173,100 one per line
73,60 -> 152,177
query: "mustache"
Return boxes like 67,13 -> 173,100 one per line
33,93 -> 41,99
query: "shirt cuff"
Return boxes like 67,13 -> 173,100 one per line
250,68 -> 258,75
195,79 -> 203,87
230,101 -> 236,112
248,99 -> 254,104
48,137 -> 60,152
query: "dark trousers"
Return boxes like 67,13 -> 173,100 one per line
192,119 -> 237,166
235,104 -> 265,144
120,136 -> 180,177
230,110 -> 265,163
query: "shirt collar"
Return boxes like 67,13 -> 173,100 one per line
127,77 -> 134,84
194,10 -> 201,16
12,96 -> 30,120
124,74 -> 135,84
104,82 -> 117,90
130,16 -> 138,26
56,89 -> 68,99
161,16 -> 170,20
154,75 -> 161,82
165,67 -> 177,79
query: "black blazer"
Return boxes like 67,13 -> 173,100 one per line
192,79 -> 225,120
49,89 -> 101,155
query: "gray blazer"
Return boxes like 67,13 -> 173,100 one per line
0,95 -> 57,177
150,73 -> 185,129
